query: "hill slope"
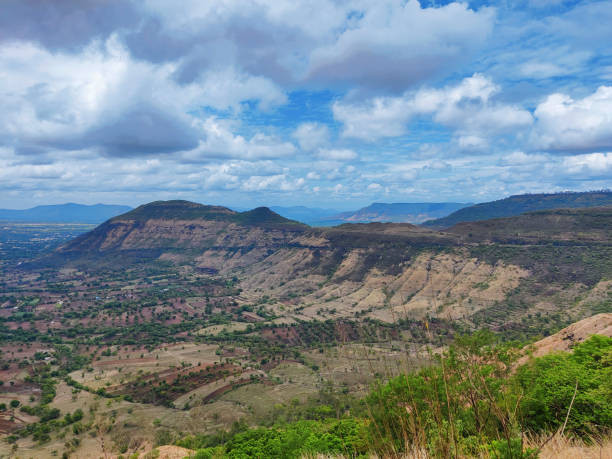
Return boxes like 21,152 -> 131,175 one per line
29,199 -> 612,331
524,313 -> 612,359
0,203 -> 132,223
446,207 -> 612,243
422,191 -> 612,229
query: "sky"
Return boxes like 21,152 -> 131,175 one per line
1,0 -> 611,210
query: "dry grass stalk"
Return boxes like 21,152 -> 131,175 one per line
526,433 -> 612,459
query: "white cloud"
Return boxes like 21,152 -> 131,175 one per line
307,0 -> 494,90
0,37 -> 286,157
142,0 -> 494,91
562,152 -> 612,176
532,86 -> 612,152
334,74 -> 533,144
241,174 -> 305,192
292,122 -> 329,151
499,151 -> 547,166
195,68 -> 287,111
415,74 -> 533,135
317,148 -> 357,161
332,96 -> 412,141
182,118 -> 296,161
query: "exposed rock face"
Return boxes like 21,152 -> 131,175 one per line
54,201 -> 308,270
42,200 -> 611,329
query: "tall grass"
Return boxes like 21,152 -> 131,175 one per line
359,331 -> 611,458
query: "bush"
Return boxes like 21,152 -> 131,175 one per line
194,419 -> 367,459
516,335 -> 612,435
365,333 -> 612,457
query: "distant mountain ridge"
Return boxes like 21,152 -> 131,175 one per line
272,202 -> 471,225
269,206 -> 340,225
422,191 -> 612,229
326,202 -> 471,225
0,203 -> 132,223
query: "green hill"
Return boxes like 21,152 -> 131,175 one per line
446,206 -> 612,243
422,191 -> 612,229
112,200 -> 305,229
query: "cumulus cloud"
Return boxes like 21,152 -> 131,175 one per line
0,37 -> 288,158
307,0 -> 494,90
241,174 -> 305,192
332,96 -> 412,141
181,118 -> 296,162
292,122 -> 329,151
334,74 -> 533,145
562,152 -> 612,177
0,0 -> 610,208
137,0 -> 494,91
532,86 -> 612,153
0,0 -> 139,50
0,39 -> 198,156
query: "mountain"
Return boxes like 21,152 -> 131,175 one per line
50,200 -> 307,269
40,199 -> 611,328
269,206 -> 340,225
324,202 -> 471,225
0,203 -> 132,223
422,190 -> 612,229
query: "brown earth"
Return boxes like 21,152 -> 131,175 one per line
524,313 -> 612,359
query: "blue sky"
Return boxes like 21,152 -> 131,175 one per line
0,0 -> 610,210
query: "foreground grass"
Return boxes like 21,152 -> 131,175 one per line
177,333 -> 611,458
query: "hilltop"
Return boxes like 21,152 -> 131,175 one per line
270,202 -> 470,225
422,190 -> 612,229
523,312 -> 612,359
49,200 -> 306,268
111,200 -> 305,229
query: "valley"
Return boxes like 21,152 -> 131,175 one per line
0,198 -> 610,458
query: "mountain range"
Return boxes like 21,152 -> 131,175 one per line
34,196 -> 611,330
422,190 -> 612,228
0,203 -> 132,223
272,202 -> 470,225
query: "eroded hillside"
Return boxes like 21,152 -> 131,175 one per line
35,202 -> 612,335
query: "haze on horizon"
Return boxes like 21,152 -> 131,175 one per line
1,0 -> 611,210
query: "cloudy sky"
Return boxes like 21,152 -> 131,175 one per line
1,0 -> 611,210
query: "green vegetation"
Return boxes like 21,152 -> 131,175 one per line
184,419 -> 367,459
181,333 -> 611,458
423,190 -> 612,228
516,335 -> 612,435
110,200 -> 307,230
